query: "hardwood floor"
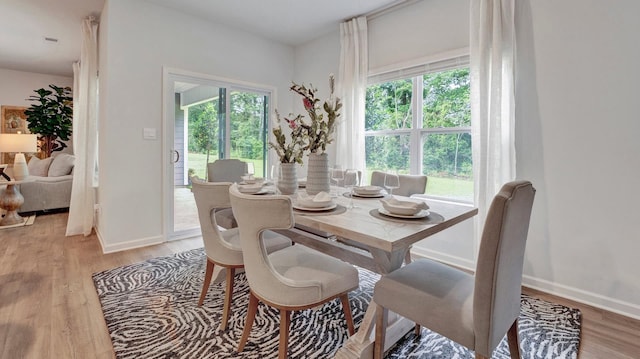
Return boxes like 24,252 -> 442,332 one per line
1,211 -> 638,358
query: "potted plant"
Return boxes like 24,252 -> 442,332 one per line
24,85 -> 73,157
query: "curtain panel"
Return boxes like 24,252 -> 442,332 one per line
66,17 -> 99,237
470,0 -> 517,253
336,16 -> 368,172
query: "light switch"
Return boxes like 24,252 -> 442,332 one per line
143,128 -> 157,140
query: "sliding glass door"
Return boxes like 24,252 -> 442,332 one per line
163,69 -> 272,241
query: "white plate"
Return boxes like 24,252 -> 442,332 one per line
293,203 -> 338,212
378,208 -> 430,219
352,192 -> 385,198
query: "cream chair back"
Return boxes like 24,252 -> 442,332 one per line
207,159 -> 248,183
191,177 -> 243,265
370,170 -> 427,196
473,180 -> 536,354
228,184 -> 297,303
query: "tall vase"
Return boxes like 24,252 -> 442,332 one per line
277,163 -> 298,195
306,152 -> 330,195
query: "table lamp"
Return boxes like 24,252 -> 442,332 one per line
0,133 -> 38,181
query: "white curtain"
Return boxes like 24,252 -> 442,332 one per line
470,0 -> 516,252
66,17 -> 99,237
335,16 -> 368,172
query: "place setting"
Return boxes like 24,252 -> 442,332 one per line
369,196 -> 443,224
345,185 -> 388,199
237,174 -> 272,195
293,191 -> 346,215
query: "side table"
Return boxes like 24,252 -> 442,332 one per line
0,178 -> 33,226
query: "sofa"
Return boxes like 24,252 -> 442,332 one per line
17,153 -> 74,213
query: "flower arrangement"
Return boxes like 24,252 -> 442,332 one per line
292,74 -> 342,154
269,74 -> 342,164
269,110 -> 305,164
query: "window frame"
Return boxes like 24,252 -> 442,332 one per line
365,50 -> 472,202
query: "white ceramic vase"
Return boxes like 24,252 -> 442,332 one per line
306,152 -> 330,195
277,163 -> 298,195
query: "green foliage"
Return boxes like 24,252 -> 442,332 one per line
188,101 -> 218,154
229,92 -> 266,160
24,85 -> 73,157
289,75 -> 341,154
269,110 -> 305,164
365,68 -> 472,181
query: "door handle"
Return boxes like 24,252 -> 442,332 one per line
173,150 -> 180,163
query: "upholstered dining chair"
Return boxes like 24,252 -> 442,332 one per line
229,184 -> 360,359
205,159 -> 248,228
370,170 -> 427,197
373,180 -> 536,359
371,170 -> 428,264
191,177 -> 292,331
207,158 -> 248,183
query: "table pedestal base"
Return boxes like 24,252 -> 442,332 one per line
335,303 -> 414,359
0,184 -> 25,226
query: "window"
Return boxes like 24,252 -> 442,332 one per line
365,56 -> 473,202
184,87 -> 269,180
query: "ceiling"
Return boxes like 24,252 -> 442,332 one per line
0,0 -> 400,78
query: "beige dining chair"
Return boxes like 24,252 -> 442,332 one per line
373,180 -> 536,359
205,159 -> 248,228
229,184 -> 360,359
371,170 -> 428,264
332,169 -> 362,187
191,177 -> 292,331
370,170 -> 427,197
207,158 -> 248,183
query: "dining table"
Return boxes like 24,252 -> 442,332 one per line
270,187 -> 478,359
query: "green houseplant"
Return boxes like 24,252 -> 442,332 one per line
24,85 -> 73,157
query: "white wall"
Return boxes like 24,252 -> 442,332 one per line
295,0 -> 640,319
515,0 -> 640,317
0,68 -> 72,108
97,0 -> 295,251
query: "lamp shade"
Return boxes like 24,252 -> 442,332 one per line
0,133 -> 38,153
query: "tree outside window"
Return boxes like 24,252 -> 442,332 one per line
365,67 -> 473,202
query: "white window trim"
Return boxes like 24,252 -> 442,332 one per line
364,49 -> 472,202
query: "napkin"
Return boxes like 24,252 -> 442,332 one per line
354,185 -> 383,194
297,191 -> 333,207
379,197 -> 429,215
238,183 -> 263,193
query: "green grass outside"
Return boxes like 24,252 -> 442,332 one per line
187,152 -> 265,180
187,152 -> 473,201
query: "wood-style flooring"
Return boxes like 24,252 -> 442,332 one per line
0,212 -> 638,358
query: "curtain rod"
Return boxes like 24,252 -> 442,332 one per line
363,0 -> 422,20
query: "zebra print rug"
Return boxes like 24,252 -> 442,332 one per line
92,248 -> 581,358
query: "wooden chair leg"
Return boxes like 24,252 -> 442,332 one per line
414,324 -> 421,336
279,309 -> 291,359
237,291 -> 258,352
507,318 -> 521,359
475,354 -> 489,359
220,267 -> 236,331
198,259 -> 215,306
373,304 -> 388,359
340,294 -> 355,336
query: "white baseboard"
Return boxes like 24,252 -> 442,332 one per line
410,247 -> 475,271
522,275 -> 640,321
101,234 -> 165,254
410,247 -> 640,321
